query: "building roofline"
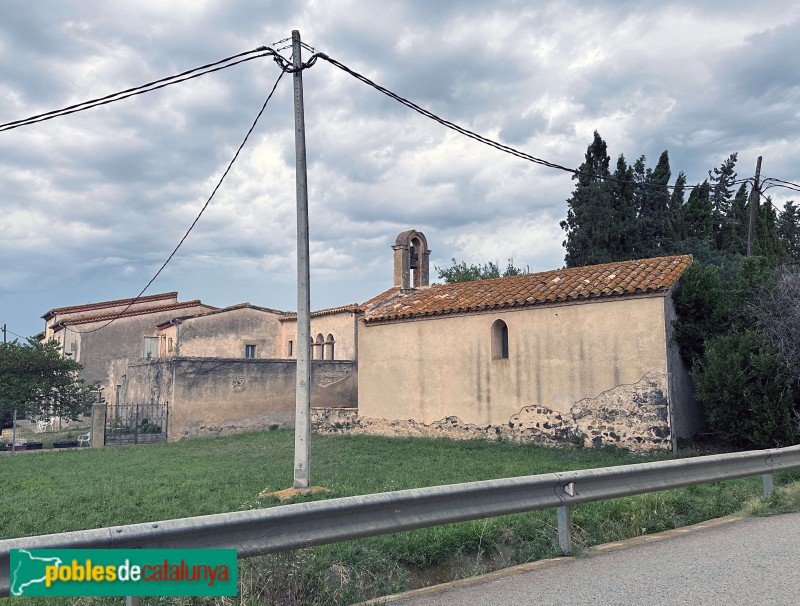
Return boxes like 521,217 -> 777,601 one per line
155,303 -> 287,328
279,304 -> 363,322
42,292 -> 179,320
51,301 -> 217,330
362,255 -> 692,325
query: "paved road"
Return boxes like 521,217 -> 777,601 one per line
385,513 -> 800,606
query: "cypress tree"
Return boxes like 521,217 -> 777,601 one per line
561,131 -> 616,267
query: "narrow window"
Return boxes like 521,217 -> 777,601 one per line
315,334 -> 325,360
245,344 -> 257,359
143,337 -> 159,359
491,319 -> 509,359
168,338 -> 173,353
287,340 -> 293,357
325,334 -> 335,360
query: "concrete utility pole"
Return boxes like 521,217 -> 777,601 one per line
291,30 -> 312,489
746,156 -> 763,257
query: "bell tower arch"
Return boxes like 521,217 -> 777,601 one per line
393,230 -> 430,290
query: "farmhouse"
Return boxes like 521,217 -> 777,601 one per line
39,229 -> 700,450
356,230 -> 701,451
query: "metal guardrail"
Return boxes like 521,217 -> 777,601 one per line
2,444 -> 800,596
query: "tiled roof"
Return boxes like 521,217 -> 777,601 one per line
279,304 -> 362,321
42,292 -> 179,320
156,303 -> 286,328
362,255 -> 692,325
360,287 -> 401,312
51,301 -> 218,330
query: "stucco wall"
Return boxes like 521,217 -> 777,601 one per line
168,308 -> 283,359
66,303 -> 213,389
122,358 -> 357,440
359,295 -> 673,442
279,311 -> 359,360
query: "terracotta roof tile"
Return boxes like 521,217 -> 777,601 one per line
51,301 -> 217,330
279,304 -> 363,322
362,255 -> 692,325
42,292 -> 179,319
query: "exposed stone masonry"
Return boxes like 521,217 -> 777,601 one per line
312,370 -> 672,452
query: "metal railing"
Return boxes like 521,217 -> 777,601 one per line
2,444 -> 800,596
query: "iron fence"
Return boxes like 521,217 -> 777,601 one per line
105,403 -> 167,445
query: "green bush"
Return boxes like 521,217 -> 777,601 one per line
693,330 -> 799,447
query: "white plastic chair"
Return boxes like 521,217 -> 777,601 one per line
77,432 -> 91,447
36,419 -> 53,433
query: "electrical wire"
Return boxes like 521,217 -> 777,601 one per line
315,52 -> 758,193
4,328 -> 27,340
0,47 -> 301,132
63,69 -> 287,335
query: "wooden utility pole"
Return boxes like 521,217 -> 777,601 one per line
291,30 -> 312,489
747,156 -> 763,257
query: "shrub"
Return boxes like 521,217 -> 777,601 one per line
693,330 -> 800,448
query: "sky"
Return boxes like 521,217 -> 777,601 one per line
2,0 -> 800,339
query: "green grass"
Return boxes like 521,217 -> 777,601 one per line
1,430 -> 797,605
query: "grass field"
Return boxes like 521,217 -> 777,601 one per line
1,430 -> 796,605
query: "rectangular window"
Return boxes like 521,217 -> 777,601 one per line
245,344 -> 257,359
143,337 -> 159,359
288,340 -> 293,357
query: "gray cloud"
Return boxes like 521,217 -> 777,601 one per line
2,0 -> 800,338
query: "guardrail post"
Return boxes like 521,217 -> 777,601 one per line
557,505 -> 572,555
762,473 -> 774,497
126,597 -> 141,606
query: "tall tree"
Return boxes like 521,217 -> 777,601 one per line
777,201 -> 800,262
609,154 -> 639,259
708,153 -> 739,249
754,197 -> 782,261
721,183 -> 750,255
668,171 -> 687,248
683,181 -> 713,244
561,131 -> 616,267
637,150 -> 673,257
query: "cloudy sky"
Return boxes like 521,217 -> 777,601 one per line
2,0 -> 800,339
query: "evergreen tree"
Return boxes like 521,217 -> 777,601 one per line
609,154 -> 639,259
777,201 -> 800,262
561,131 -> 616,267
754,197 -> 782,261
638,150 -> 673,257
708,153 -> 738,249
668,171 -> 687,248
721,183 -> 749,255
683,181 -> 713,243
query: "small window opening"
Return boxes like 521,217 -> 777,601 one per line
491,319 -> 509,359
245,344 -> 257,359
325,334 -> 335,360
143,337 -> 158,359
288,340 -> 293,357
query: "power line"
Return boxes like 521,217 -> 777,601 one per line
64,68 -> 287,335
0,47 -> 296,132
315,52 -> 758,194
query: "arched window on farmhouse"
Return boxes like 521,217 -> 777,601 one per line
491,319 -> 509,359
325,334 -> 335,360
315,334 -> 325,360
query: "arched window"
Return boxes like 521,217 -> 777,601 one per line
315,334 -> 325,360
491,319 -> 509,359
325,334 -> 335,360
